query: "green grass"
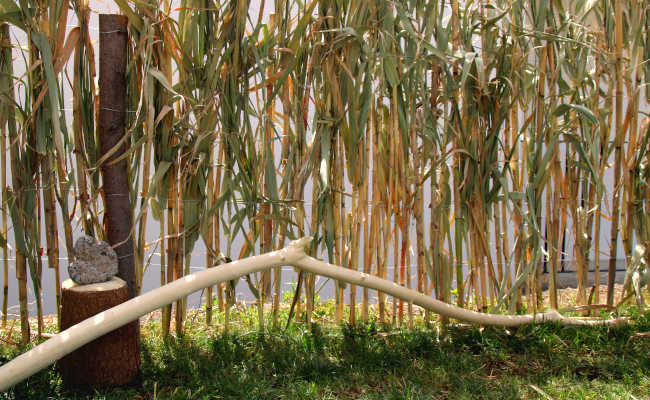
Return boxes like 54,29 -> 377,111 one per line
1,307 -> 649,400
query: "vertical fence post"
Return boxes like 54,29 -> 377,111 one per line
98,14 -> 136,299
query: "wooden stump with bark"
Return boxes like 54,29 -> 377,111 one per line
58,277 -> 140,386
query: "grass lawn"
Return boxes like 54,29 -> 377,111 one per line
1,302 -> 649,400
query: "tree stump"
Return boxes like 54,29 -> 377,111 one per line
58,277 -> 140,387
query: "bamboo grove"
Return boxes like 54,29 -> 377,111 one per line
0,0 -> 649,343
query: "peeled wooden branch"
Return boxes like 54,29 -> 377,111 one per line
0,237 -> 629,391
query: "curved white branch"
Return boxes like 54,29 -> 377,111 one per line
294,255 -> 627,327
0,237 -> 628,391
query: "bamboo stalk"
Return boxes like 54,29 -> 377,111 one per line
3,22 -> 29,344
547,35 -> 560,310
469,227 -> 480,310
158,0 -> 174,337
428,64 -> 447,323
450,0 -> 466,312
607,0 -> 624,306
162,162 -> 176,336
272,83 -> 291,328
0,24 -> 8,328
350,175 -> 364,324
34,172 -> 43,337
361,117 -> 371,322
402,211 -> 412,326
42,153 -> 60,327
1,123 -> 6,328
533,35 -> 548,312
175,171 -> 185,336
159,212 -> 166,309
262,65 -> 274,303
500,101 -> 511,292
337,136 -> 345,324
306,179 -> 318,327
215,143 -> 225,312
494,202 -> 504,287
549,162 -> 561,309
205,142 -> 215,326
623,6 -> 643,280
135,71 -> 154,296
372,99 -> 387,325
392,174 -> 399,325
16,254 -> 29,344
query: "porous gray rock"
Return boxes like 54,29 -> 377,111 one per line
68,235 -> 118,284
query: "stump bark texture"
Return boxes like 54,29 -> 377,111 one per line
58,277 -> 140,386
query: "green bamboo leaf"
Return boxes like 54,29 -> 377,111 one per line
149,68 -> 180,97
133,160 -> 171,225
150,198 -> 162,222
262,55 -> 298,112
0,0 -> 23,30
4,188 -> 27,256
265,143 -> 279,204
564,133 -> 600,186
358,69 -> 372,135
184,176 -> 204,255
230,205 -> 251,254
553,103 -> 599,126
31,32 -> 65,157
482,7 -> 510,31
113,0 -> 143,32
383,55 -> 399,87
459,52 -> 475,88
286,0 -> 317,53
324,194 -> 335,265
531,132 -> 559,189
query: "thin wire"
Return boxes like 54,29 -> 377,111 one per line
0,189 -> 380,207
2,183 -> 648,209
99,30 -> 127,34
5,184 -> 646,205
0,257 -> 70,262
99,107 -> 137,113
59,107 -> 138,114
0,254 -> 136,261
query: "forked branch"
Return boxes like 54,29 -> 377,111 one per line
0,237 -> 629,391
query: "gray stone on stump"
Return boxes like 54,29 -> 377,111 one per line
68,235 -> 118,284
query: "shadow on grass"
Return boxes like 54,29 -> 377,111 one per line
1,311 -> 649,399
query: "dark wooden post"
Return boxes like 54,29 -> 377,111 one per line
98,14 -> 136,298
57,14 -> 141,387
